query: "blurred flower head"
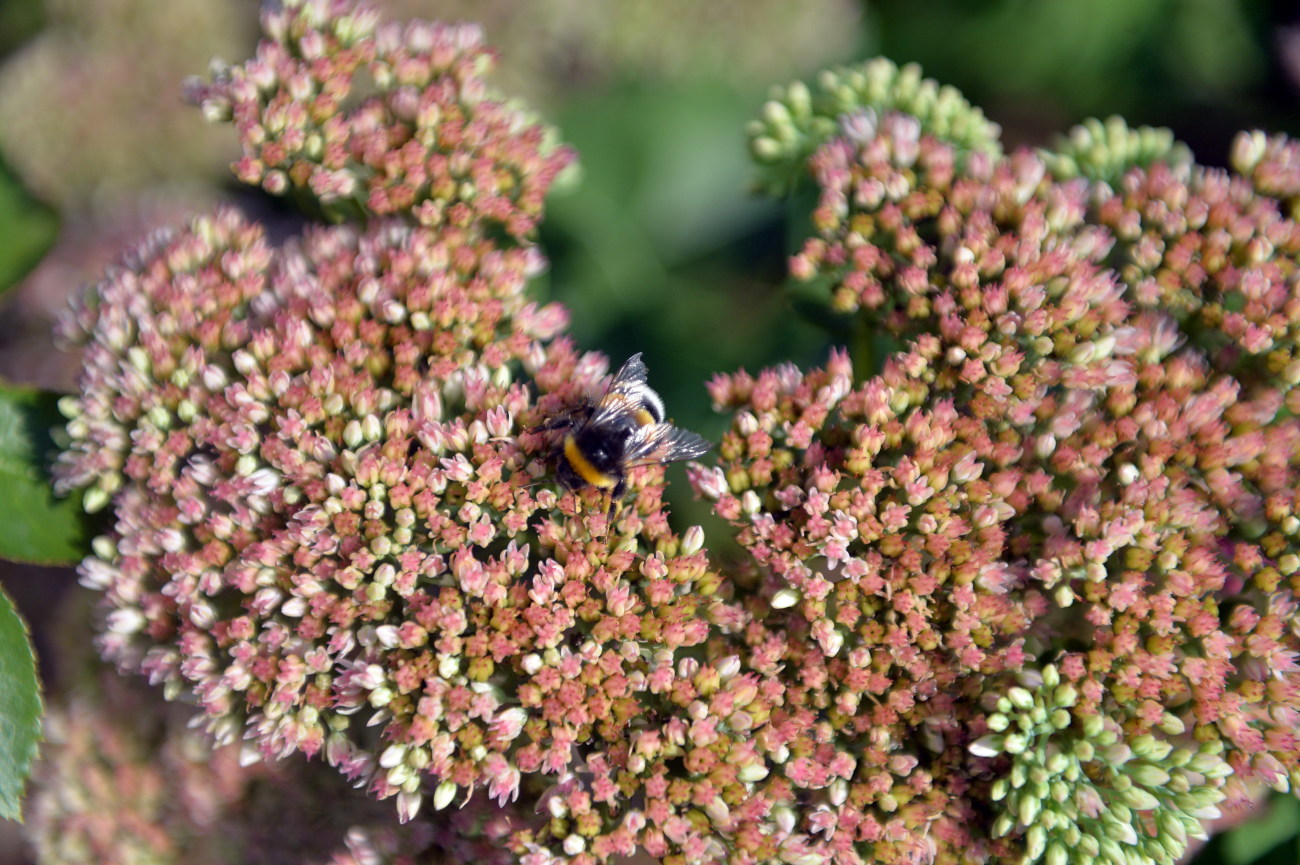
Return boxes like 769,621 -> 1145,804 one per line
0,0 -> 251,210
377,0 -> 863,103
26,604 -> 437,865
1041,116 -> 1194,187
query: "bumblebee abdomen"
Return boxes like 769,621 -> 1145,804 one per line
562,433 -> 620,490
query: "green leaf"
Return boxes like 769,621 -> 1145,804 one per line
0,159 -> 58,294
0,383 -> 93,565
0,584 -> 42,822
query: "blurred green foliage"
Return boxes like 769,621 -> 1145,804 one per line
0,161 -> 57,296
539,81 -> 831,439
0,0 -> 44,60
864,0 -> 1290,153
1212,796 -> 1300,865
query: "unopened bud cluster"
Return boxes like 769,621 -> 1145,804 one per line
972,666 -> 1229,865
1040,116 -> 1194,186
747,57 -> 1002,196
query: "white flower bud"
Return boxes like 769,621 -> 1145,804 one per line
433,780 -> 457,810
682,525 -> 705,556
771,588 -> 800,609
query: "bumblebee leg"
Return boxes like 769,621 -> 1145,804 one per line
606,478 -> 627,524
529,400 -> 594,436
527,416 -> 572,436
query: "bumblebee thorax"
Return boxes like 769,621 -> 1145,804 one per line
572,422 -> 631,472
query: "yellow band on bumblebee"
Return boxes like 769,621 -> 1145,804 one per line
564,435 -> 616,489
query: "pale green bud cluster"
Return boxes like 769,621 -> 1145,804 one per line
746,57 -> 1002,195
971,665 -> 1230,865
1041,116 -> 1194,187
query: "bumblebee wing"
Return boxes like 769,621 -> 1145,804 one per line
606,353 -> 649,392
592,353 -> 666,426
624,423 -> 713,467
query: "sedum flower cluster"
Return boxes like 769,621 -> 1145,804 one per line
52,2 -> 749,863
184,0 -> 571,231
54,195 -> 749,862
973,665 -> 1229,865
687,88 -> 1300,864
45,2 -> 1300,865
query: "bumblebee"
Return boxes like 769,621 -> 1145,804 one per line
537,353 -> 711,516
